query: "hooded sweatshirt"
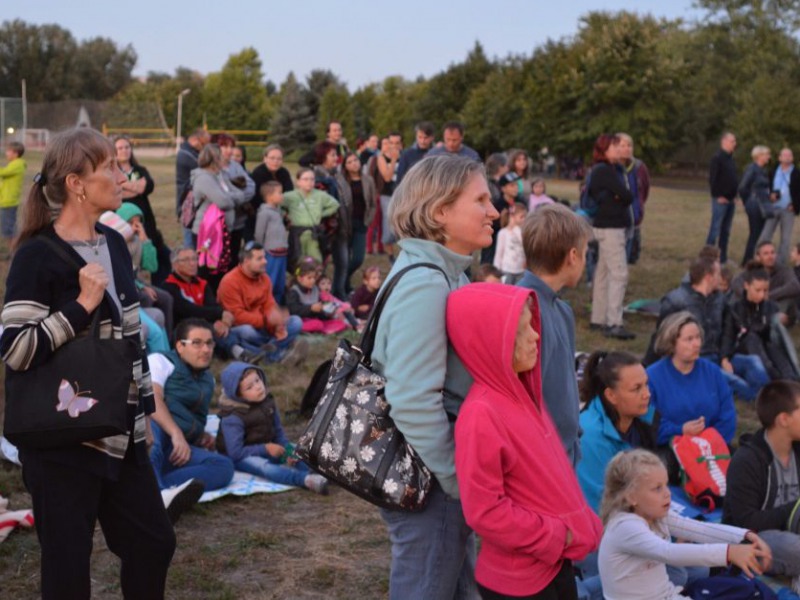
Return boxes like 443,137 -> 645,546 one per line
216,361 -> 289,462
448,283 -> 602,596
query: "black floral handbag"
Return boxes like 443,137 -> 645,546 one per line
295,263 -> 447,512
3,237 -> 139,449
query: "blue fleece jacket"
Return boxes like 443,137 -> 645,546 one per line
371,238 -> 473,498
517,270 -> 581,464
217,361 -> 289,462
647,357 -> 736,445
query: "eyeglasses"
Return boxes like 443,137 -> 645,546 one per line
175,256 -> 198,263
179,339 -> 215,349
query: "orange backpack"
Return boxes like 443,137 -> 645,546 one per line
671,427 -> 731,511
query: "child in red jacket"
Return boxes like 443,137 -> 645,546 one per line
448,283 -> 602,599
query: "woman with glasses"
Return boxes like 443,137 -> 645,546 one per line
247,144 -> 293,242
1,128 -> 176,598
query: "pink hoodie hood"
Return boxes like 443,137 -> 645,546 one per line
446,282 -> 543,411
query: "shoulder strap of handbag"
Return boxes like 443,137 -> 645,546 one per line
359,262 -> 449,364
37,234 -> 107,335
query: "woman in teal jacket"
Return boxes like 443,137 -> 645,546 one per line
577,351 -> 656,514
371,154 -> 499,600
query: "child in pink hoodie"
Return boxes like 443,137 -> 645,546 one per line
448,283 -> 602,599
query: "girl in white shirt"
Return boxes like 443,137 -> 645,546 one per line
493,202 -> 527,285
598,449 -> 771,600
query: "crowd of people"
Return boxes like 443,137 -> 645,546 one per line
4,122 -> 800,600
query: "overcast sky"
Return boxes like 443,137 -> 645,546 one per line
11,0 -> 701,90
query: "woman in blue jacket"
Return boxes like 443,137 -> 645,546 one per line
577,351 -> 655,514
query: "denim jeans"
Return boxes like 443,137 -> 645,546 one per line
332,237 -> 350,300
742,199 -> 766,265
705,198 -> 736,264
265,251 -> 287,305
149,421 -> 234,491
0,205 -> 17,239
348,219 -> 368,291
380,483 -> 479,600
236,456 -> 309,487
705,353 -> 770,401
229,315 -> 302,362
757,530 -> 800,577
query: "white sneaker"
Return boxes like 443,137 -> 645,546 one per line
161,478 -> 205,524
304,474 -> 330,495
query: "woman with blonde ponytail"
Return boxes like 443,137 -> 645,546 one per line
2,128 -> 175,599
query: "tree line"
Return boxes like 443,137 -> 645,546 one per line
3,1 -> 800,167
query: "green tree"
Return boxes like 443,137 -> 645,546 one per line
203,47 -> 272,130
72,37 -> 137,100
316,85 -> 354,142
270,72 -> 316,153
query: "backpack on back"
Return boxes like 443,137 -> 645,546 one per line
179,180 -> 204,229
577,168 -> 597,222
671,427 -> 731,511
196,203 -> 231,273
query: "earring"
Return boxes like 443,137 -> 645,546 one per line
78,193 -> 86,204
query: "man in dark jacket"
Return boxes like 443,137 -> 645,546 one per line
175,128 -> 209,246
724,380 -> 800,584
760,147 -> 800,264
706,132 -> 739,263
396,121 -> 435,184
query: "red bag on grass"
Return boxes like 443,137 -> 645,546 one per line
671,427 -> 731,511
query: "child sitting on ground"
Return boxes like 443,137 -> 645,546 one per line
286,261 -> 348,335
350,266 -> 382,320
317,274 -> 358,329
599,448 -> 771,600
254,181 -> 289,304
449,283 -> 602,598
493,202 -> 527,285
724,380 -> 800,593
217,362 -> 329,494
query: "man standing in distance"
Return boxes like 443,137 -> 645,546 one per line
427,121 -> 481,161
299,120 -> 349,167
396,122 -> 435,184
176,128 -> 210,245
760,147 -> 800,264
706,132 -> 739,263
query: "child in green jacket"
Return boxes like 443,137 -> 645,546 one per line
0,141 -> 26,243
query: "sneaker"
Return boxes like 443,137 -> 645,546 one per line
589,322 -> 605,331
304,474 -> 330,495
239,349 -> 266,365
603,325 -> 636,340
161,478 -> 205,524
279,338 -> 309,367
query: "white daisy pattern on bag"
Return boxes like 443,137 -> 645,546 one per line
350,419 -> 365,434
320,442 -> 334,460
355,390 -> 371,405
383,478 -> 398,494
360,446 -> 375,462
341,457 -> 357,474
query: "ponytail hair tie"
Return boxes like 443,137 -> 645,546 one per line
33,172 -> 47,186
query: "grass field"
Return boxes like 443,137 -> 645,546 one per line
0,151 -> 774,598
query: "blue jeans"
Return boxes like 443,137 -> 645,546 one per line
236,456 -> 309,487
149,421 -> 234,491
229,315 -> 302,362
705,198 -> 736,264
706,353 -> 770,401
380,483 -> 478,600
742,199 -> 766,265
0,205 -> 17,239
265,251 -> 287,305
332,237 -> 350,301
348,219 -> 368,291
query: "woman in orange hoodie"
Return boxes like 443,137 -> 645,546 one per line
449,283 -> 602,599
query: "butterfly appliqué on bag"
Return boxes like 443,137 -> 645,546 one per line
56,379 -> 99,418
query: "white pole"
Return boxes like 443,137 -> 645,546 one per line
175,88 -> 191,153
21,79 -> 27,145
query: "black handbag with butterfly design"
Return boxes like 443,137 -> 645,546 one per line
296,263 -> 448,512
3,237 -> 139,449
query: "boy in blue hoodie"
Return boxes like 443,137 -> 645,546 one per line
217,362 -> 329,494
